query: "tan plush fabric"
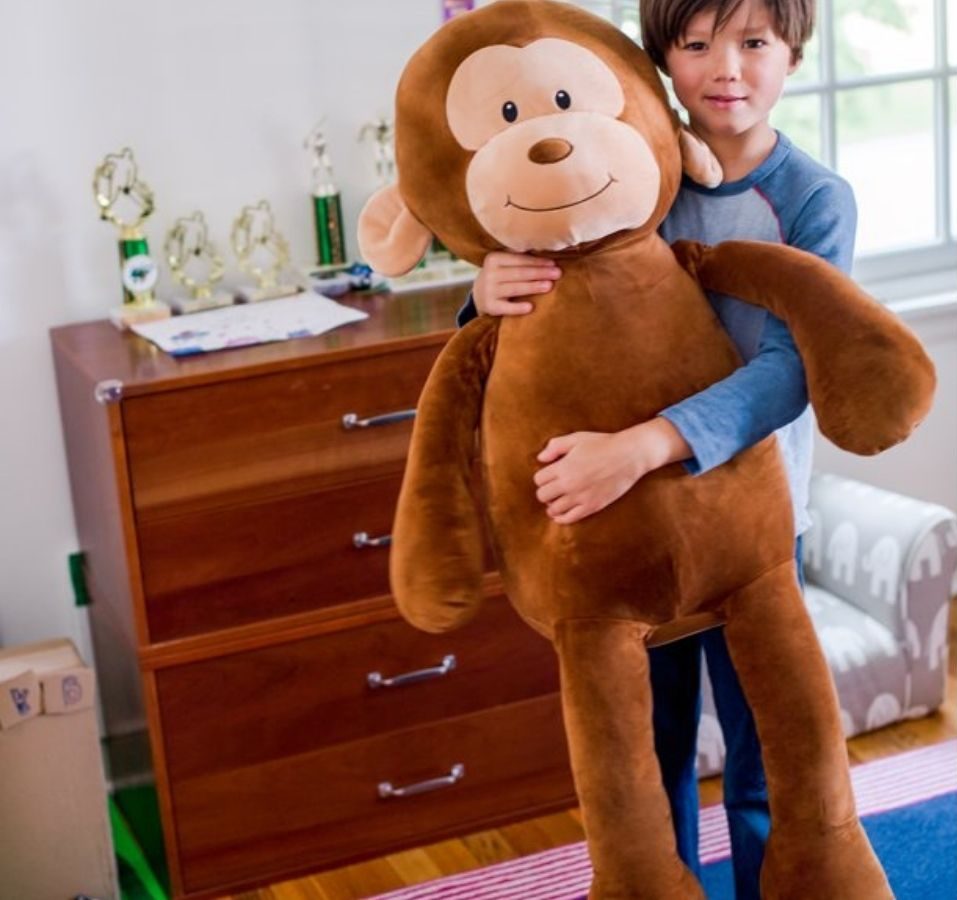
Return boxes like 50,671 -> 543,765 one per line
362,2 -> 935,895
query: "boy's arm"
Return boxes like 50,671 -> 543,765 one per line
658,314 -> 807,474
660,180 -> 856,476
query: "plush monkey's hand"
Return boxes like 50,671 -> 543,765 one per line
671,239 -> 936,456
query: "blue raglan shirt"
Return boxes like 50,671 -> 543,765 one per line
457,131 -> 856,535
659,132 -> 856,534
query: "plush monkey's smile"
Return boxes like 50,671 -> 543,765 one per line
505,174 -> 617,212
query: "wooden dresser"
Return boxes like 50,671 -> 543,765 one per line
50,286 -> 576,899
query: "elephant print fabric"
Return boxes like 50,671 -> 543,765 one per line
358,2 -> 936,898
802,475 -> 956,739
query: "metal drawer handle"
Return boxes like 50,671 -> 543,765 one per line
367,654 -> 457,690
353,531 -> 392,549
378,763 -> 465,799
341,409 -> 416,430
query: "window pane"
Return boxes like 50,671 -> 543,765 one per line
791,28 -> 821,86
575,1 -> 613,22
836,81 -> 936,253
835,0 -> 934,79
620,5 -> 640,41
771,93 -> 823,161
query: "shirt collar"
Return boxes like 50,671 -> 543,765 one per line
680,130 -> 792,196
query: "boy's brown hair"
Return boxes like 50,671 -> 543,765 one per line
640,0 -> 815,73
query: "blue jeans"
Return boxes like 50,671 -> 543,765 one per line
648,538 -> 805,900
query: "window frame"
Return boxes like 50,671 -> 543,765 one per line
803,0 -> 955,291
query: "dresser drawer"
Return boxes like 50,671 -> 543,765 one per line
123,344 -> 442,517
139,473 -> 409,642
155,595 -> 559,781
169,692 -> 575,894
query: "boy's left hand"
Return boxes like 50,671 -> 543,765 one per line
534,419 -> 693,524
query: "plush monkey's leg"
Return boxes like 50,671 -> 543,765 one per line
722,561 -> 893,899
555,617 -> 704,900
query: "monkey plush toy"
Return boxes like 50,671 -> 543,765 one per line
358,2 -> 934,897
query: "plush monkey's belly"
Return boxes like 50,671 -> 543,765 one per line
480,259 -> 796,633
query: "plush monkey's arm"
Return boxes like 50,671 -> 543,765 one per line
672,239 -> 936,455
390,315 -> 498,633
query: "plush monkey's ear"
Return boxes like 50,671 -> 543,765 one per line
357,184 -> 433,276
678,125 -> 723,189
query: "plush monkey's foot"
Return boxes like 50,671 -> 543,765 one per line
586,864 -> 704,900
760,818 -> 893,899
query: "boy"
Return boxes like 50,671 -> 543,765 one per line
457,0 -> 855,896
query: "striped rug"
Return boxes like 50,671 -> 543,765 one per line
371,740 -> 957,900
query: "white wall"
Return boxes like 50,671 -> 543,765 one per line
0,0 -> 484,654
0,0 -> 954,667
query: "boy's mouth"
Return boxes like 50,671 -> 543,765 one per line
705,95 -> 746,108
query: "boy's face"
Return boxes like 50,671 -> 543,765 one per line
664,0 -> 797,144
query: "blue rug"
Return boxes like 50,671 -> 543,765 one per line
702,791 -> 957,899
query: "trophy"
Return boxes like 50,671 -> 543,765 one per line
230,199 -> 302,303
164,211 -> 233,314
304,122 -> 347,268
92,147 -> 171,328
358,116 -> 396,188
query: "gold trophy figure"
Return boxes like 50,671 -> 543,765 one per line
304,122 -> 347,268
230,199 -> 301,303
93,147 -> 171,328
164,211 -> 234,314
358,117 -> 396,187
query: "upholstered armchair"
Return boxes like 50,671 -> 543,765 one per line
697,471 -> 957,777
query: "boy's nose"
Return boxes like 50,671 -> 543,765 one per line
711,47 -> 741,80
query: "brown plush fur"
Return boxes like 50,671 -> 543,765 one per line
358,2 -> 935,896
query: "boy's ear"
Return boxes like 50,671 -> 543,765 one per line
677,123 -> 723,188
357,184 -> 433,276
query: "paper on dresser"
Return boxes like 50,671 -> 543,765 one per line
130,291 -> 368,356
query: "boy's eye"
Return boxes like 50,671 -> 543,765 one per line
744,38 -> 767,49
683,41 -> 707,51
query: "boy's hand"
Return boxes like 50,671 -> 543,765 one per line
474,252 -> 561,316
533,418 -> 693,524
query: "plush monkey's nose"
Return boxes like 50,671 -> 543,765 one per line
528,138 -> 573,164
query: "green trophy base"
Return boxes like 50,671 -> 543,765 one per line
234,283 -> 304,304
170,292 -> 236,315
109,299 -> 172,331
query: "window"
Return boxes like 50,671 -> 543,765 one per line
578,0 -> 957,292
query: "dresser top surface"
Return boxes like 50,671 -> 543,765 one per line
50,284 -> 471,396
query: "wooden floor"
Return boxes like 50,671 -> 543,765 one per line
233,599 -> 957,900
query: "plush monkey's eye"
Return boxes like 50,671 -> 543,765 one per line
502,101 -> 519,123
555,90 -> 571,110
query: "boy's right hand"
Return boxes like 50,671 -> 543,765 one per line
473,252 -> 561,316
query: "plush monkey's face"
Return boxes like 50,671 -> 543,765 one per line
358,1 -> 717,274
447,38 -> 660,252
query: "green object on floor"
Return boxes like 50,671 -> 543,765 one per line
110,786 -> 170,900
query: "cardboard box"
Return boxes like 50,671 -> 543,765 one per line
0,638 -> 118,899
